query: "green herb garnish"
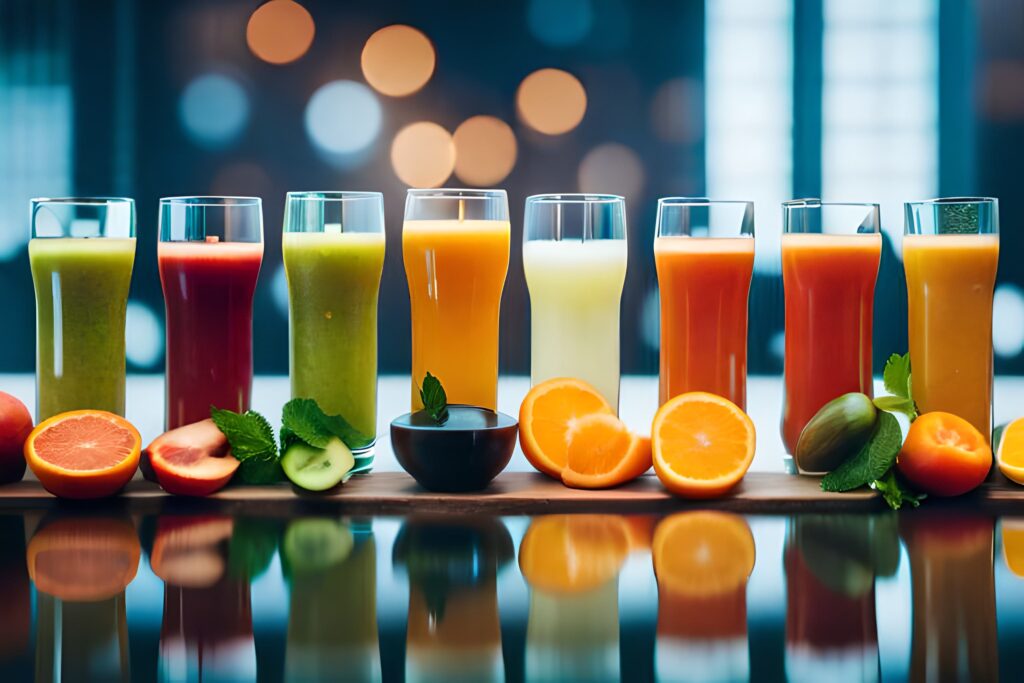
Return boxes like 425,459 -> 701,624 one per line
822,411 -> 903,492
280,398 -> 374,452
419,372 -> 449,425
877,352 -> 918,421
210,406 -> 283,484
872,470 -> 925,511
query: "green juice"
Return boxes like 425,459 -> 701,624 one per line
29,238 -> 136,420
283,231 -> 385,440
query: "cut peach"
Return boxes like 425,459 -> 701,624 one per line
145,419 -> 239,497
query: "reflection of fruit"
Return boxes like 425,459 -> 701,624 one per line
519,515 -> 630,593
623,515 -> 656,552
283,518 -> 354,575
27,517 -> 140,601
897,411 -> 991,497
519,378 -> 614,479
791,514 -> 900,598
561,413 -> 651,489
0,391 -> 32,483
282,437 -> 354,491
651,392 -> 755,498
653,512 -> 755,596
997,417 -> 1024,485
24,410 -> 141,499
1001,519 -> 1024,577
145,419 -> 239,496
150,515 -> 234,588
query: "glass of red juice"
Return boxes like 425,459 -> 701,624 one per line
158,196 -> 263,429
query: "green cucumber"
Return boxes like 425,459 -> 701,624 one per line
796,392 -> 878,474
281,436 -> 354,491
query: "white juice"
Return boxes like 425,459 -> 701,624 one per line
523,239 -> 628,408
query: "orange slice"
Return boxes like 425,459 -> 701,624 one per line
561,413 -> 652,489
25,410 -> 141,499
651,392 -> 755,498
518,514 -> 630,593
652,511 -> 755,596
519,378 -> 614,478
26,517 -> 140,601
998,417 -> 1024,485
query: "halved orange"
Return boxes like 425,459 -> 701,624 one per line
998,417 -> 1024,485
561,413 -> 652,489
652,511 -> 755,596
519,378 -> 614,479
652,392 -> 755,498
25,410 -> 141,499
518,514 -> 631,593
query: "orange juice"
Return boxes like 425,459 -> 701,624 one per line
904,234 -> 998,441
403,219 -> 510,410
782,234 -> 881,454
655,237 -> 754,408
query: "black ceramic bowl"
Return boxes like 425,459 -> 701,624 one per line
390,406 -> 518,492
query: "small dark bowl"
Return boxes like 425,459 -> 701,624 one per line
390,406 -> 518,492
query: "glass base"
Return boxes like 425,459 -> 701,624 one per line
350,443 -> 375,475
782,454 -> 798,475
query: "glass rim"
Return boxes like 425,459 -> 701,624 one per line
406,188 -> 507,200
526,193 -> 624,205
160,196 -> 262,207
783,198 -> 880,209
31,196 -> 134,206
657,197 -> 752,208
286,191 -> 383,203
905,196 -> 998,207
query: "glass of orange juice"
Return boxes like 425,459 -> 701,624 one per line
402,189 -> 510,411
782,200 -> 882,471
655,198 -> 754,409
904,197 -> 999,443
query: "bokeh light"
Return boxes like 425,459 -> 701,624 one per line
246,0 -> 315,65
179,73 -> 250,148
453,116 -> 518,186
527,0 -> 593,47
210,162 -> 274,199
361,25 -> 436,97
271,264 -> 289,318
391,122 -> 456,188
994,283 -> 1024,358
578,142 -> 644,199
304,80 -> 382,157
125,300 -> 163,369
516,68 -> 587,135
651,77 -> 703,144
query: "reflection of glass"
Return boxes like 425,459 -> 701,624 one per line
403,189 -> 510,411
655,199 -> 754,409
27,516 -> 140,683
159,197 -> 264,429
784,515 -> 898,682
523,195 -> 628,409
284,193 -> 386,471
904,198 -> 999,443
283,518 -> 381,682
519,515 -> 630,682
0,516 -> 30,677
30,197 -> 136,421
148,515 -> 257,682
394,516 -> 512,683
782,200 -> 881,469
901,514 -> 998,681
652,512 -> 754,683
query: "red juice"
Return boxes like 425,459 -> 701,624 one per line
159,241 -> 263,429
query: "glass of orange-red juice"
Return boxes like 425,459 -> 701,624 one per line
781,200 -> 882,471
654,198 -> 754,409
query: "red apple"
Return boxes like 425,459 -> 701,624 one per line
0,392 -> 32,484
144,419 -> 239,496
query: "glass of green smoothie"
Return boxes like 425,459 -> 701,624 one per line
283,191 -> 386,472
30,197 -> 136,420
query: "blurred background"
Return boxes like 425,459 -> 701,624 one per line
0,0 -> 1022,377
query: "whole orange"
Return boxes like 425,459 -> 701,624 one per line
897,412 -> 990,497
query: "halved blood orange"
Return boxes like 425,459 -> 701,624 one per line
519,378 -> 614,479
518,514 -> 631,593
652,392 -> 755,498
561,413 -> 652,489
24,410 -> 141,499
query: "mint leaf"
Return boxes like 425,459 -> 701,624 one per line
210,406 -> 282,484
872,470 -> 925,510
419,372 -> 449,426
281,398 -> 374,452
821,411 -> 903,492
882,352 -> 912,400
873,395 -> 918,421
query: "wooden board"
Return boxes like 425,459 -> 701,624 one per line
0,472 -> 1018,514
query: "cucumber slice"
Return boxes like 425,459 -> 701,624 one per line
283,519 -> 354,574
281,437 -> 354,491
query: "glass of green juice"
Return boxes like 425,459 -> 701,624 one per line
283,191 -> 386,472
30,197 -> 136,420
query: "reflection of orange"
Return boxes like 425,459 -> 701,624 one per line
519,378 -> 614,479
562,413 -> 652,489
519,515 -> 630,593
1002,519 -> 1024,576
653,512 -> 755,596
27,517 -> 140,601
623,515 -> 656,552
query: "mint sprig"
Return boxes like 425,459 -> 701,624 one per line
210,406 -> 282,484
280,398 -> 374,452
419,372 -> 449,425
877,352 -> 918,421
873,470 -> 925,511
822,411 -> 902,492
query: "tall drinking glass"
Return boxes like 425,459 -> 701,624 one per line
283,191 -> 386,471
904,197 -> 999,443
782,200 -> 881,472
402,189 -> 510,411
655,198 -> 754,409
523,194 -> 627,408
30,198 -> 136,420
159,196 -> 263,429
